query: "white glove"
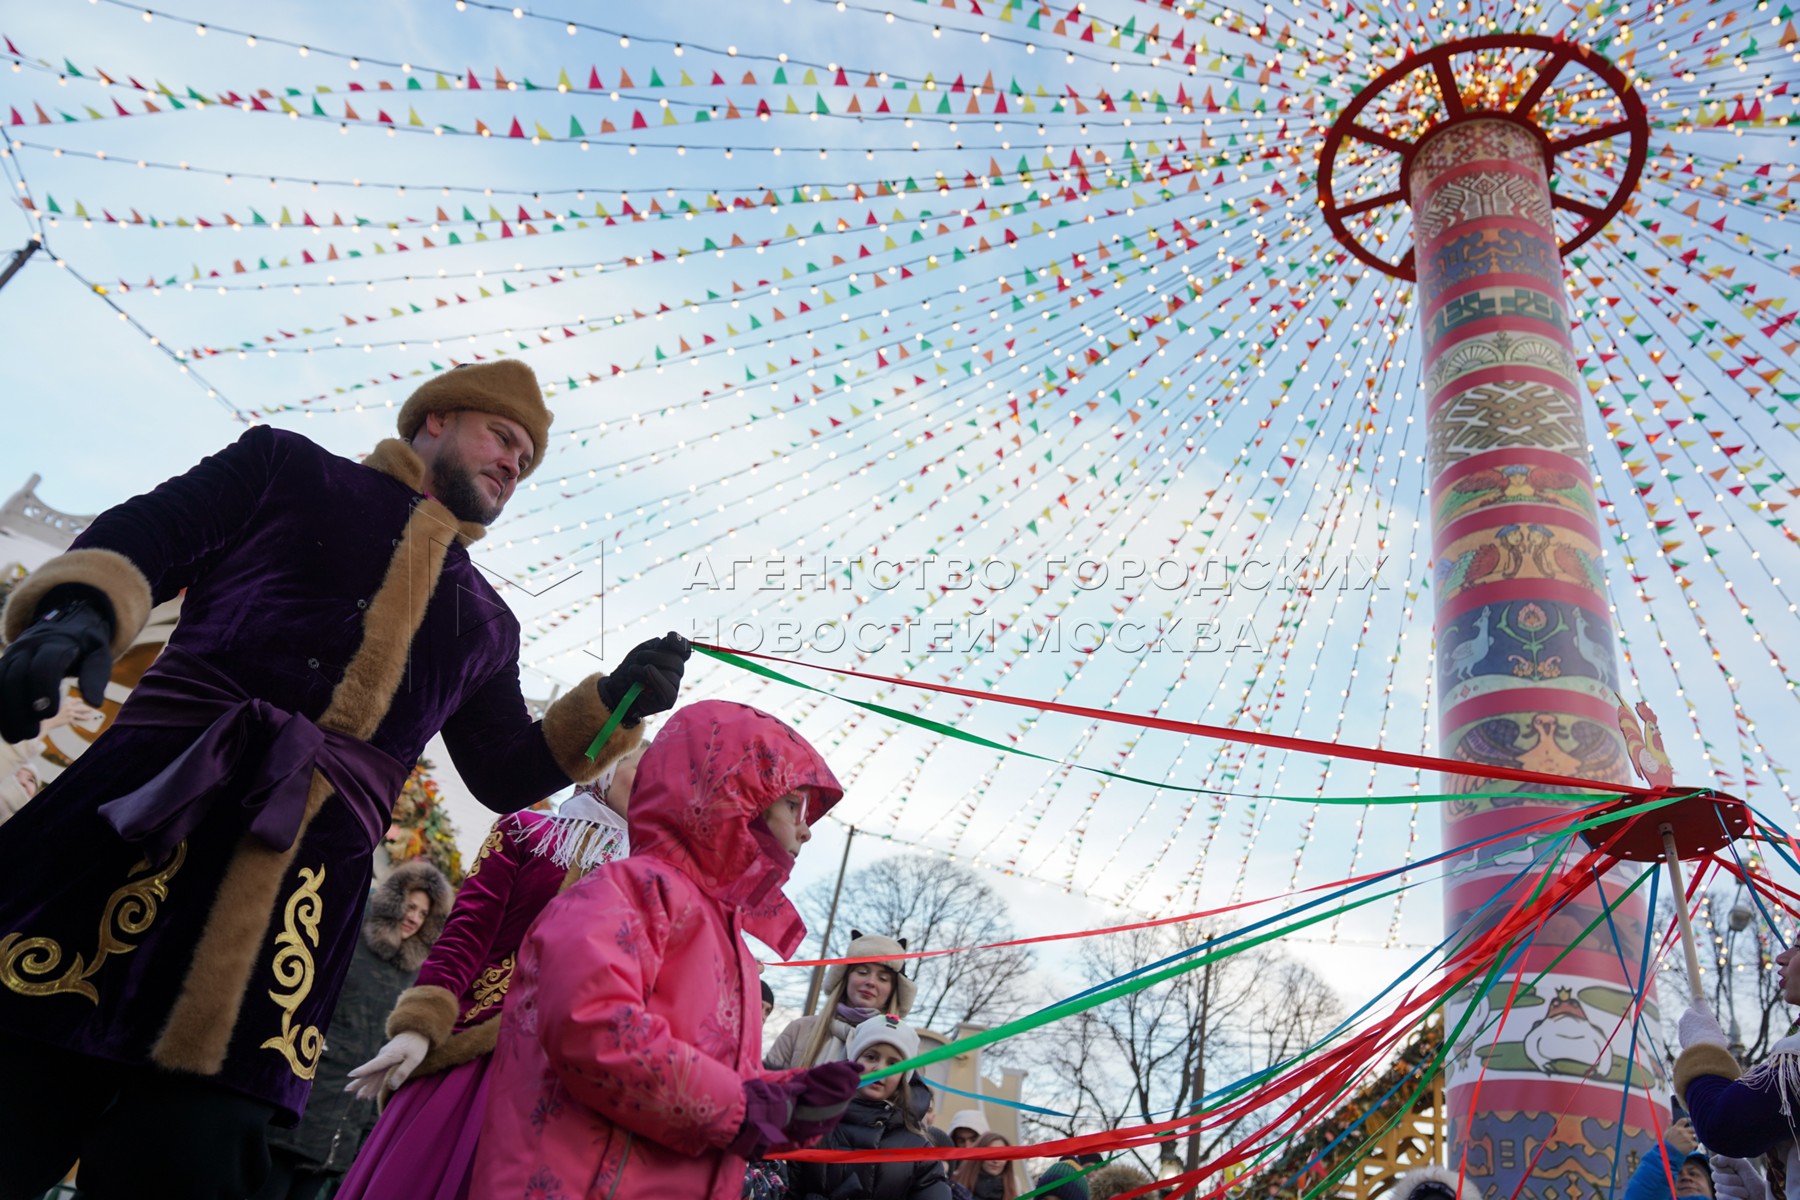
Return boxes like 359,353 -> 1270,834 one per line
345,1030 -> 430,1102
1679,1003 -> 1730,1051
1712,1155 -> 1770,1200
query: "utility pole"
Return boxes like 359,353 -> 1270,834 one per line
1185,956 -> 1213,1174
0,241 -> 42,295
803,825 -> 857,1016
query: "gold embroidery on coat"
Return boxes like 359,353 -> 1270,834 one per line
464,824 -> 505,879
260,865 -> 326,1080
463,954 -> 515,1022
0,842 -> 187,1003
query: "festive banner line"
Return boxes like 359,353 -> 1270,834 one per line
692,642 -> 1657,795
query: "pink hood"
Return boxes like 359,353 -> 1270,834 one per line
627,699 -> 842,957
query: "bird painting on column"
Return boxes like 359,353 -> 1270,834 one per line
1543,536 -> 1607,592
1571,610 -> 1616,689
1453,712 -> 1626,787
1445,606 -> 1493,681
1434,544 -> 1501,598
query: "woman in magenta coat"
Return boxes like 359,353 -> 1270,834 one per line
470,699 -> 865,1199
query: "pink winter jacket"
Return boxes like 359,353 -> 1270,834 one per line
470,699 -> 844,1199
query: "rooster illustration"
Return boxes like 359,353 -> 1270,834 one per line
1614,692 -> 1674,788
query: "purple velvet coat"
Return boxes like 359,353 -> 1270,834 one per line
0,427 -> 629,1122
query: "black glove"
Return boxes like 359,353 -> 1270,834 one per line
596,632 -> 690,727
0,584 -> 115,744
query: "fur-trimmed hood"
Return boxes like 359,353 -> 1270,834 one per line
364,859 -> 453,971
1392,1166 -> 1481,1200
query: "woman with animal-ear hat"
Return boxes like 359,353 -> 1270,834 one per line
765,930 -> 917,1071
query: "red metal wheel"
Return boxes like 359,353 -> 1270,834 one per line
1577,786 -> 1752,862
1318,35 -> 1649,281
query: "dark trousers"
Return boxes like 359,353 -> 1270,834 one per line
0,1031 -> 277,1200
246,1148 -> 332,1200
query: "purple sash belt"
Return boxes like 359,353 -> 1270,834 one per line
95,645 -> 407,859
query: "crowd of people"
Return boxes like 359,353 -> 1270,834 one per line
0,358 -> 1795,1199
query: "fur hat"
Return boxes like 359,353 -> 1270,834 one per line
1085,1162 -> 1155,1200
824,930 -> 918,1016
847,1014 -> 920,1077
1392,1166 -> 1481,1200
946,1108 -> 990,1140
397,360 -> 552,478
364,859 -> 453,971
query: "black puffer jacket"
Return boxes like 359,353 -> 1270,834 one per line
790,1095 -> 952,1200
266,859 -> 452,1170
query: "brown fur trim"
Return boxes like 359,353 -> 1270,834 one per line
361,438 -> 428,492
396,361 -> 553,479
360,439 -> 485,545
386,985 -> 460,1046
151,499 -> 459,1074
1674,1042 -> 1743,1102
2,547 -> 153,657
364,859 -> 454,972
541,671 -> 642,784
386,1014 -> 500,1105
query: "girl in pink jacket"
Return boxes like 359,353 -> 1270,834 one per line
471,699 -> 864,1198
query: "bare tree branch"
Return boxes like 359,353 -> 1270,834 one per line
1024,923 -> 1342,1175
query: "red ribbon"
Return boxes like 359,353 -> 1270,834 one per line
770,797 -> 1632,970
693,643 -> 1655,797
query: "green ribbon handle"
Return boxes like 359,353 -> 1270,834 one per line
585,681 -> 643,761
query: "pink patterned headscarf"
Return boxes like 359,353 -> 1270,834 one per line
625,700 -> 843,957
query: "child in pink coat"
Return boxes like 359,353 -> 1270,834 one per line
470,700 -> 864,1198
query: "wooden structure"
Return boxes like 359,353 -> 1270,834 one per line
1257,1022 -> 1447,1200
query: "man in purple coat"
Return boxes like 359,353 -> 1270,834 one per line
0,360 -> 689,1199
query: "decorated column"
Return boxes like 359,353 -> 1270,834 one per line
1321,37 -> 1657,1199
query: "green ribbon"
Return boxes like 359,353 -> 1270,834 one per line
584,681 -> 642,761
694,645 -> 1598,807
861,794 -> 1682,1087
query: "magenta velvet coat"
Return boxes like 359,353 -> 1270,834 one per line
414,810 -> 568,1035
471,700 -> 843,1200
0,428 -> 630,1122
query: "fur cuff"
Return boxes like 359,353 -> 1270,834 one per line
386,985 -> 460,1048
3,548 -> 152,658
1675,1042 -> 1743,1102
542,671 -> 643,784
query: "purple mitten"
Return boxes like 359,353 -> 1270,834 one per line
728,1079 -> 798,1159
784,1060 -> 865,1144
